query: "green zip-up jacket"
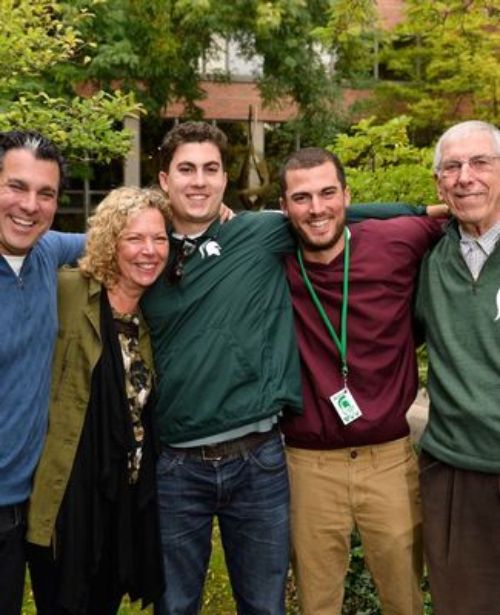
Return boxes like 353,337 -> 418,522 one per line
27,270 -> 154,546
416,220 -> 500,473
142,212 -> 302,444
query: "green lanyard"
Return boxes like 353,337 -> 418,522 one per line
297,228 -> 350,379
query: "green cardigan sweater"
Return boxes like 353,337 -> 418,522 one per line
416,220 -> 500,473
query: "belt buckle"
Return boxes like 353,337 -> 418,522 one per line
201,445 -> 224,461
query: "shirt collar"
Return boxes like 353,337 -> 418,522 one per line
170,219 -> 221,242
459,222 -> 500,257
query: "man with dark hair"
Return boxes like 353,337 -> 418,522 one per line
142,121 -> 302,614
142,120 -> 304,614
278,147 -> 347,195
416,120 -> 500,614
159,120 -> 229,171
0,130 -> 84,615
279,147 -> 443,615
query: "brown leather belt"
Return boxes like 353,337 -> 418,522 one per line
164,426 -> 279,461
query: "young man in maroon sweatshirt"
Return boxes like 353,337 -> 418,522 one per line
280,147 -> 442,615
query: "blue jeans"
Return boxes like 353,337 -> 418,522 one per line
154,432 -> 290,615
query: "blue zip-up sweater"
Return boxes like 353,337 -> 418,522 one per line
0,231 -> 84,505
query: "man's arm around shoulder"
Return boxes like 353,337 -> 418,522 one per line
42,231 -> 85,266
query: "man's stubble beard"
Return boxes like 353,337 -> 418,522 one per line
298,216 -> 346,254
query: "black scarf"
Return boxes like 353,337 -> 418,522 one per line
56,289 -> 164,613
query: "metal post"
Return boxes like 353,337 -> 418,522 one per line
83,154 -> 91,222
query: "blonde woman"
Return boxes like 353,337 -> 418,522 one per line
27,187 -> 171,614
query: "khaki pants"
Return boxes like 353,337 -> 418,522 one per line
286,437 -> 423,615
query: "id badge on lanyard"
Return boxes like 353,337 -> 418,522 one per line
330,387 -> 363,425
297,229 -> 363,426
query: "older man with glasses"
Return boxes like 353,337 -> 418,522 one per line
415,120 -> 500,615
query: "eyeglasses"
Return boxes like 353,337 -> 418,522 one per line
167,237 -> 197,284
438,155 -> 500,178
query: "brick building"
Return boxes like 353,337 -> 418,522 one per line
122,1 -> 406,188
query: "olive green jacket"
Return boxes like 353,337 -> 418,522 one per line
26,269 -> 154,547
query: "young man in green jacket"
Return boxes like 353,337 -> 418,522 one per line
416,120 -> 500,615
142,122 -> 302,615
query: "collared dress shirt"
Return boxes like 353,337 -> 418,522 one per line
459,222 -> 500,280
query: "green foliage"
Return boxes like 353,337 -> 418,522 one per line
0,0 -> 141,162
345,164 -> 435,204
314,0 -> 379,81
22,575 -> 35,614
342,531 -> 435,614
417,344 -> 429,388
67,0 -> 207,114
334,116 -> 422,168
0,0 -> 82,86
342,532 -> 380,614
0,91 -> 139,163
313,0 -> 499,144
68,0 -> 345,136
374,0 -> 500,141
331,116 -> 436,204
201,523 -> 235,613
248,0 -> 339,116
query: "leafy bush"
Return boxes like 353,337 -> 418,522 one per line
331,116 -> 437,206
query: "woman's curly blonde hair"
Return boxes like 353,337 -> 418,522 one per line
79,186 -> 171,288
